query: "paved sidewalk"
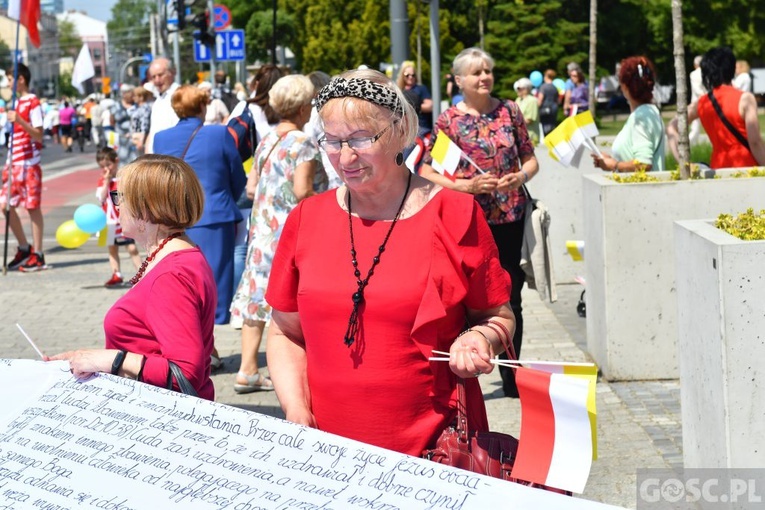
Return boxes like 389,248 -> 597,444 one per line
0,169 -> 683,509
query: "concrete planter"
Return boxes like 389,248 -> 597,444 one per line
527,148 -> 592,284
582,170 -> 764,380
674,219 -> 765,467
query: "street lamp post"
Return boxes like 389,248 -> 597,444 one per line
120,56 -> 147,86
272,0 -> 277,65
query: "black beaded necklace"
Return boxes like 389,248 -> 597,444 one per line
343,173 -> 413,347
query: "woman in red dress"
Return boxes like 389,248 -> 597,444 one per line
265,69 -> 515,457
668,46 -> 765,169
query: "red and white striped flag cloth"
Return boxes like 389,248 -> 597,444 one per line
8,0 -> 41,48
511,366 -> 594,494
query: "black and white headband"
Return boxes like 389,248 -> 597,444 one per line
315,77 -> 403,117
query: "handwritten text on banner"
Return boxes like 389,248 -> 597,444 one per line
0,359 -> 620,510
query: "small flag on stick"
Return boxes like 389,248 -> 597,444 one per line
430,132 -> 462,181
511,366 -> 595,493
544,110 -> 601,166
8,0 -> 41,48
71,44 -> 95,95
522,361 -> 598,459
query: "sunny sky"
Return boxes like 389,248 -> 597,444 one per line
65,0 -> 118,22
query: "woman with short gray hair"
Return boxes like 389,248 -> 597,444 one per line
421,47 -> 539,398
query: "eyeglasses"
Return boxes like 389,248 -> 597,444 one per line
404,73 -> 415,78
318,123 -> 395,153
110,190 -> 122,207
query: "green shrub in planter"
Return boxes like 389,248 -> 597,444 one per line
716,208 -> 765,240
731,168 -> 765,178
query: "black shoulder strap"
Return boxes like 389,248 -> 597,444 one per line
180,123 -> 204,160
707,91 -> 750,150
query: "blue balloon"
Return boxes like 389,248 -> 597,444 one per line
73,203 -> 107,234
529,70 -> 543,88
553,78 -> 566,92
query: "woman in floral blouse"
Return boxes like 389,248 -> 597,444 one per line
420,47 -> 539,398
229,74 -> 327,394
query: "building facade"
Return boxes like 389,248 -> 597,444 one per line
0,12 -> 59,99
56,10 -> 108,93
0,0 -> 63,14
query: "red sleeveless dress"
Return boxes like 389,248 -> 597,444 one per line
697,85 -> 757,169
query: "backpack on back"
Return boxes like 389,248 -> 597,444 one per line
227,103 -> 257,164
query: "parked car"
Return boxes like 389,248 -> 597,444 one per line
596,74 -> 674,110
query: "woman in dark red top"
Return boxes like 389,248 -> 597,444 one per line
265,69 -> 514,457
50,155 -> 217,400
668,47 -> 765,169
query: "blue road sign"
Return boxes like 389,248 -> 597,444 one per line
194,29 -> 245,62
166,0 -> 178,25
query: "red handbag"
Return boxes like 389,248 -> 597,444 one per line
423,377 -> 570,495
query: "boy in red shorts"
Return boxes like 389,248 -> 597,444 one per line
1,63 -> 46,271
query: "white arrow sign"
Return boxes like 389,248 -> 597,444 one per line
215,33 -> 225,59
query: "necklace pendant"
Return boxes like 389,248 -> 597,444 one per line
352,291 -> 364,304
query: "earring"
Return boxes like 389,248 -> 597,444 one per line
395,152 -> 404,166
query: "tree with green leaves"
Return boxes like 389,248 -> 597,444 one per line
485,0 -> 589,99
106,0 -> 155,56
58,71 -> 79,98
672,0 -> 690,179
58,19 -> 81,59
0,39 -> 12,72
217,0 -> 295,68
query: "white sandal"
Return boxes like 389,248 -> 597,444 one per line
234,371 -> 274,394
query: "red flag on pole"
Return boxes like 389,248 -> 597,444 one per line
8,0 -> 42,48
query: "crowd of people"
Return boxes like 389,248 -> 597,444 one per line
2,44 -> 764,459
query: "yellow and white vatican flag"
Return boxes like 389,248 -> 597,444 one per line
430,131 -> 463,180
544,111 -> 601,167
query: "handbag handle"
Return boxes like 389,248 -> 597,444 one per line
455,378 -> 470,443
166,361 -> 199,397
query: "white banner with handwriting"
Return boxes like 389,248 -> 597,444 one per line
0,359 -> 620,510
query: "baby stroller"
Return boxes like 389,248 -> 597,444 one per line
566,241 -> 586,317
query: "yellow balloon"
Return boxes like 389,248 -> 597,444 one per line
56,220 -> 90,249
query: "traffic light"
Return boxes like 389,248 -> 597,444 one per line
174,0 -> 198,30
193,11 -> 215,47
102,77 -> 111,95
175,0 -> 186,30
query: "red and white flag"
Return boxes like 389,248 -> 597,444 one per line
8,0 -> 41,48
511,366 -> 593,493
